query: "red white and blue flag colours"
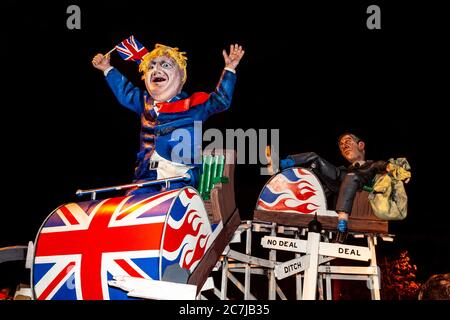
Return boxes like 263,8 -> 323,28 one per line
115,35 -> 148,63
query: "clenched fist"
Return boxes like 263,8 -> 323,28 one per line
92,53 -> 111,72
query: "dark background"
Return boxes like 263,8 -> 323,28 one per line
0,0 -> 448,286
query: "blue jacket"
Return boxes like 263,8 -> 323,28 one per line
105,68 -> 237,183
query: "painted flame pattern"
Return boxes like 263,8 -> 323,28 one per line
163,209 -> 204,252
258,197 -> 319,214
162,195 -> 211,271
268,178 -> 317,202
257,169 -> 323,214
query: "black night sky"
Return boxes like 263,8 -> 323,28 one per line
1,0 -> 449,289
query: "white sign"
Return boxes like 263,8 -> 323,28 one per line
261,236 -> 307,253
275,256 -> 335,280
274,256 -> 309,280
319,242 -> 370,261
261,236 -> 371,261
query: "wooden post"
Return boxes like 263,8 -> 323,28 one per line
220,257 -> 229,300
268,223 -> 277,300
367,235 -> 381,300
295,230 -> 303,299
324,232 -> 333,300
302,231 -> 321,300
244,222 -> 252,299
318,274 -> 324,300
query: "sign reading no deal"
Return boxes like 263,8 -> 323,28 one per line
261,236 -> 307,253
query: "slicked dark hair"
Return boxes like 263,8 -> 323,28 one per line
337,133 -> 363,146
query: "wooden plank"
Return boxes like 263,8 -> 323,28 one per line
203,200 -> 218,223
319,242 -> 370,261
351,191 -> 383,220
227,249 -> 276,268
261,236 -> 307,253
318,265 -> 378,275
188,209 -> 241,293
275,256 -> 309,280
253,210 -> 388,234
206,149 -> 237,224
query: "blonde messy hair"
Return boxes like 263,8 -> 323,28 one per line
139,44 -> 188,83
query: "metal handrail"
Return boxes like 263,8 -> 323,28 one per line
76,175 -> 190,200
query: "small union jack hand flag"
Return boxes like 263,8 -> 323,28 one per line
114,35 -> 148,64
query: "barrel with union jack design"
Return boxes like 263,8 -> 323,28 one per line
32,187 -> 222,300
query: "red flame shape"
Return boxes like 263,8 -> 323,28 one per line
270,176 -> 316,202
258,198 -> 319,214
184,188 -> 197,199
297,182 -> 317,201
296,168 -> 310,175
182,233 -> 210,270
164,209 -> 202,252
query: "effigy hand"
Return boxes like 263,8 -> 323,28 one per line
92,53 -> 112,72
265,145 -> 275,175
223,44 -> 245,71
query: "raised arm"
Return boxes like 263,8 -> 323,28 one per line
92,53 -> 144,114
223,44 -> 245,72
203,44 -> 245,116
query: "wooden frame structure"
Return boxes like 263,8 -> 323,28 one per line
213,220 -> 391,300
209,168 -> 393,300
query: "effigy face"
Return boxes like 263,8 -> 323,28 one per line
144,56 -> 184,102
32,187 -> 220,300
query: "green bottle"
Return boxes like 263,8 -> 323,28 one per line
202,155 -> 213,196
197,155 -> 206,194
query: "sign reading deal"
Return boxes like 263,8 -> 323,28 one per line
261,236 -> 370,261
319,242 -> 370,261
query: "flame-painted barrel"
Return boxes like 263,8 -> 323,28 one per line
32,187 -> 222,300
256,168 -> 328,215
